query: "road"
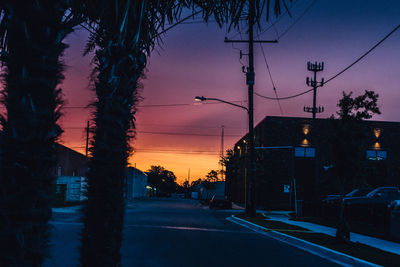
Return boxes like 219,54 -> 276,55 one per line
46,197 -> 340,267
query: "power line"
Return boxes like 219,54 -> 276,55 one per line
254,0 -> 300,39
153,10 -> 202,38
255,23 -> 400,101
67,146 -> 220,155
63,128 -> 243,137
323,23 -> 400,85
258,39 -> 283,114
133,148 -> 220,155
62,123 -> 247,130
136,130 -> 242,137
136,123 -> 246,130
62,100 -> 248,109
277,0 -> 317,40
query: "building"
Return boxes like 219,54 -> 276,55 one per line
124,167 -> 148,200
55,144 -> 88,177
225,116 -> 400,212
194,181 -> 226,200
54,144 -> 89,204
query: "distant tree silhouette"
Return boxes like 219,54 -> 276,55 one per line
206,170 -> 219,182
0,2 -> 83,265
147,165 -> 177,195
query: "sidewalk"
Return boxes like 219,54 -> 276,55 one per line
52,205 -> 82,213
264,212 -> 400,256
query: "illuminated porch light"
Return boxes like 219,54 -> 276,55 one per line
302,124 -> 310,135
374,142 -> 381,150
301,139 -> 309,146
374,128 -> 381,138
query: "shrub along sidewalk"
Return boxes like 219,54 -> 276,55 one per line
236,213 -> 400,267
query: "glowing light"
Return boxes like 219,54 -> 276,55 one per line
302,139 -> 309,146
374,128 -> 381,138
374,142 -> 381,149
302,125 -> 310,135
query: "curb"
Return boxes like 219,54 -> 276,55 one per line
227,215 -> 381,267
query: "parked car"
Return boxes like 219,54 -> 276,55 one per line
344,187 -> 400,204
323,187 -> 372,205
343,187 -> 400,223
209,195 -> 231,209
389,200 -> 400,211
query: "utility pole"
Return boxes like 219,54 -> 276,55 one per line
85,121 -> 90,158
220,125 -> 225,180
224,1 -> 278,216
304,61 -> 325,119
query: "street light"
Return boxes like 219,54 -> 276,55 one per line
194,95 -> 255,216
194,96 -> 248,112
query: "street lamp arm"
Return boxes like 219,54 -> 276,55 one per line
195,96 -> 248,112
207,98 -> 249,112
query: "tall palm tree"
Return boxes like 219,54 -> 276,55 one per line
78,1 -> 189,265
78,0 -> 290,265
0,1 -> 82,265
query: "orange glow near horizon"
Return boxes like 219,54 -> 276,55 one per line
129,152 -> 220,184
60,130 -> 223,184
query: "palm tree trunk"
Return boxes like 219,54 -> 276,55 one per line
80,29 -> 144,267
0,2 -> 72,265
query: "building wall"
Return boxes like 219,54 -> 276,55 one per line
55,144 -> 88,177
56,176 -> 87,202
125,167 -> 148,200
54,145 -> 88,203
226,116 -> 400,210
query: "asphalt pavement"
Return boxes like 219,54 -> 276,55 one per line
45,197 -> 340,267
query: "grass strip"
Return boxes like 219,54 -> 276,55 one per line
292,216 -> 399,243
236,213 -> 400,267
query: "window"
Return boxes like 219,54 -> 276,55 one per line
294,147 -> 316,158
366,150 -> 387,160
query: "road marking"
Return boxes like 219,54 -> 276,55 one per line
50,221 -> 255,234
124,224 -> 255,234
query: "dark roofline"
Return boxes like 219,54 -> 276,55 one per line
233,115 -> 400,147
56,143 -> 87,161
259,115 -> 400,125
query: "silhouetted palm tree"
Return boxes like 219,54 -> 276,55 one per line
0,1 -> 82,265
77,1 -> 192,265
78,0 -> 290,266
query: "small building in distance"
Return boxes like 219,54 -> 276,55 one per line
124,167 -> 148,200
54,144 -> 89,204
225,116 -> 400,213
193,181 -> 226,200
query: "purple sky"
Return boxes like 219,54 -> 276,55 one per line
59,0 -> 400,182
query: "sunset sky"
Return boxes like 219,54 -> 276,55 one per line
57,0 -> 400,183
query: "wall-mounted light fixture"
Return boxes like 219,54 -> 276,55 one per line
374,142 -> 381,150
302,139 -> 309,147
374,128 -> 381,138
302,124 -> 310,135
